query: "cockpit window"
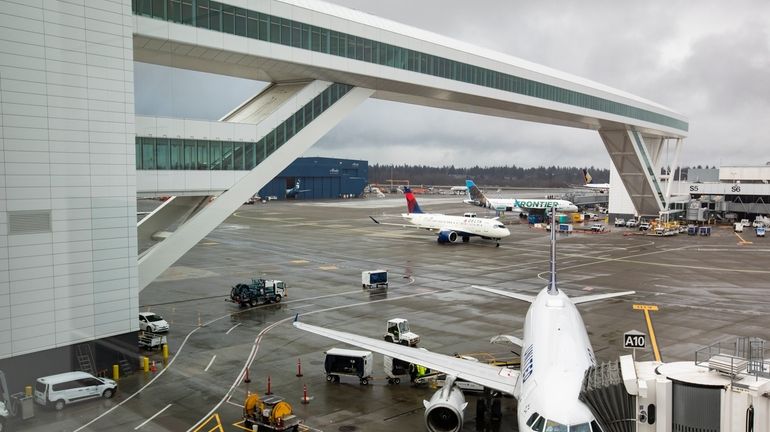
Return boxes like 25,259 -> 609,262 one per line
532,416 -> 545,432
571,423 -> 591,432
526,413 -> 539,427
496,224 -> 505,229
545,420 -> 568,432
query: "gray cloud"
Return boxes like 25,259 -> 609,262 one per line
135,1 -> 770,168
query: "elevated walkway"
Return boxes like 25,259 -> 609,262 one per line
132,0 -> 687,216
137,80 -> 374,290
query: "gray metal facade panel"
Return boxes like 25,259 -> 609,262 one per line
672,382 -> 721,432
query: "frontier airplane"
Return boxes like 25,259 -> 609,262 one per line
464,179 -> 578,214
296,209 -> 634,432
370,187 -> 510,246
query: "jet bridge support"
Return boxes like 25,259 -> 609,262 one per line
137,81 -> 374,290
599,129 -> 684,216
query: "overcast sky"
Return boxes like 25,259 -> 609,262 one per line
135,0 -> 770,169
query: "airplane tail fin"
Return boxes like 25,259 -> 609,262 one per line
465,179 -> 490,208
583,169 -> 593,185
404,187 -> 424,214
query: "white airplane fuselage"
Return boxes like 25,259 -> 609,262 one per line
481,198 -> 579,214
402,212 -> 511,239
516,288 -> 597,431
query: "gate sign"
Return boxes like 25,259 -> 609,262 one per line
624,330 -> 646,349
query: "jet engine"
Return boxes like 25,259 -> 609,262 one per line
422,378 -> 467,432
437,230 -> 458,243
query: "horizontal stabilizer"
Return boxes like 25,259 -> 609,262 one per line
571,290 -> 635,304
490,334 -> 523,347
472,285 -> 536,303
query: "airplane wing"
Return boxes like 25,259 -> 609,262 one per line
294,321 -> 518,396
369,216 -> 436,231
471,285 -> 536,303
490,334 -> 523,347
570,290 -> 635,304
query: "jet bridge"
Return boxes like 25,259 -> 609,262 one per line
582,337 -> 770,432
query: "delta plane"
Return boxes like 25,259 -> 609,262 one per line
464,179 -> 579,214
370,187 -> 510,246
295,210 -> 634,432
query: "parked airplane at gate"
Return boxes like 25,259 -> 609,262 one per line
295,210 -> 634,432
580,169 -> 610,193
464,179 -> 578,214
370,187 -> 510,246
286,179 -> 311,198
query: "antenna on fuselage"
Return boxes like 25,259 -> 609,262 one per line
547,207 -> 558,295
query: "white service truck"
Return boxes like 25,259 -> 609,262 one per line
361,270 -> 388,289
384,318 -> 420,346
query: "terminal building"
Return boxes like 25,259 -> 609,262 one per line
609,165 -> 770,222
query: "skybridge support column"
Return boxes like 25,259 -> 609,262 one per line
599,129 -> 668,216
664,138 -> 683,204
137,83 -> 374,291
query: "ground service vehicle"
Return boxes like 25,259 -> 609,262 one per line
34,372 -> 116,410
384,318 -> 420,346
614,218 -> 625,227
1,370 -> 10,432
324,348 -> 373,385
589,223 -> 606,232
230,279 -> 286,307
626,219 -> 638,228
734,222 -> 744,233
361,270 -> 388,289
243,393 -> 300,431
384,355 -> 411,384
138,312 -> 169,333
741,218 -> 751,227
639,222 -> 651,231
757,226 -> 766,237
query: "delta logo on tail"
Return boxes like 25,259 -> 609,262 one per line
404,187 -> 424,214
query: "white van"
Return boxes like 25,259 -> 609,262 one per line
34,371 -> 117,410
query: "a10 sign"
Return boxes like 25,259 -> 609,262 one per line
624,330 -> 646,348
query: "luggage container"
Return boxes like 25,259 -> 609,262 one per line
687,225 -> 697,236
383,355 -> 411,384
361,270 -> 388,289
324,348 -> 373,385
699,226 -> 711,236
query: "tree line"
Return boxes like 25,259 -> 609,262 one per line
369,164 -> 702,187
369,164 -> 609,188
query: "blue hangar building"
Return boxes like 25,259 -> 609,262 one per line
259,157 -> 368,200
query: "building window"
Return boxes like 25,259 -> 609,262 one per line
170,140 -> 183,169
156,138 -> 169,169
184,139 -> 196,169
197,140 -> 208,169
142,138 -> 155,170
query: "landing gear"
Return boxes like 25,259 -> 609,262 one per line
475,388 -> 502,431
495,242 -> 500,248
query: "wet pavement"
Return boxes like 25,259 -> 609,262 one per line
14,195 -> 770,432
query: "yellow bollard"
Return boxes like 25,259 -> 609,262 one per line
25,385 -> 32,397
143,356 -> 149,372
162,344 -> 169,361
113,364 -> 120,381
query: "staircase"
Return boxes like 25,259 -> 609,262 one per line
75,343 -> 96,375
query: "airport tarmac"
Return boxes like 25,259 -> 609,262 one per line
18,195 -> 770,432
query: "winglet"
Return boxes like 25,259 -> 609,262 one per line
369,216 -> 381,224
294,313 -> 299,323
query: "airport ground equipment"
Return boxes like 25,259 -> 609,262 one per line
229,279 -> 286,307
383,355 -> 411,384
242,392 -> 300,431
0,370 -> 11,431
138,331 -> 167,350
362,270 -> 388,289
757,226 -> 766,237
384,318 -> 420,346
324,348 -> 373,385
614,218 -> 626,227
